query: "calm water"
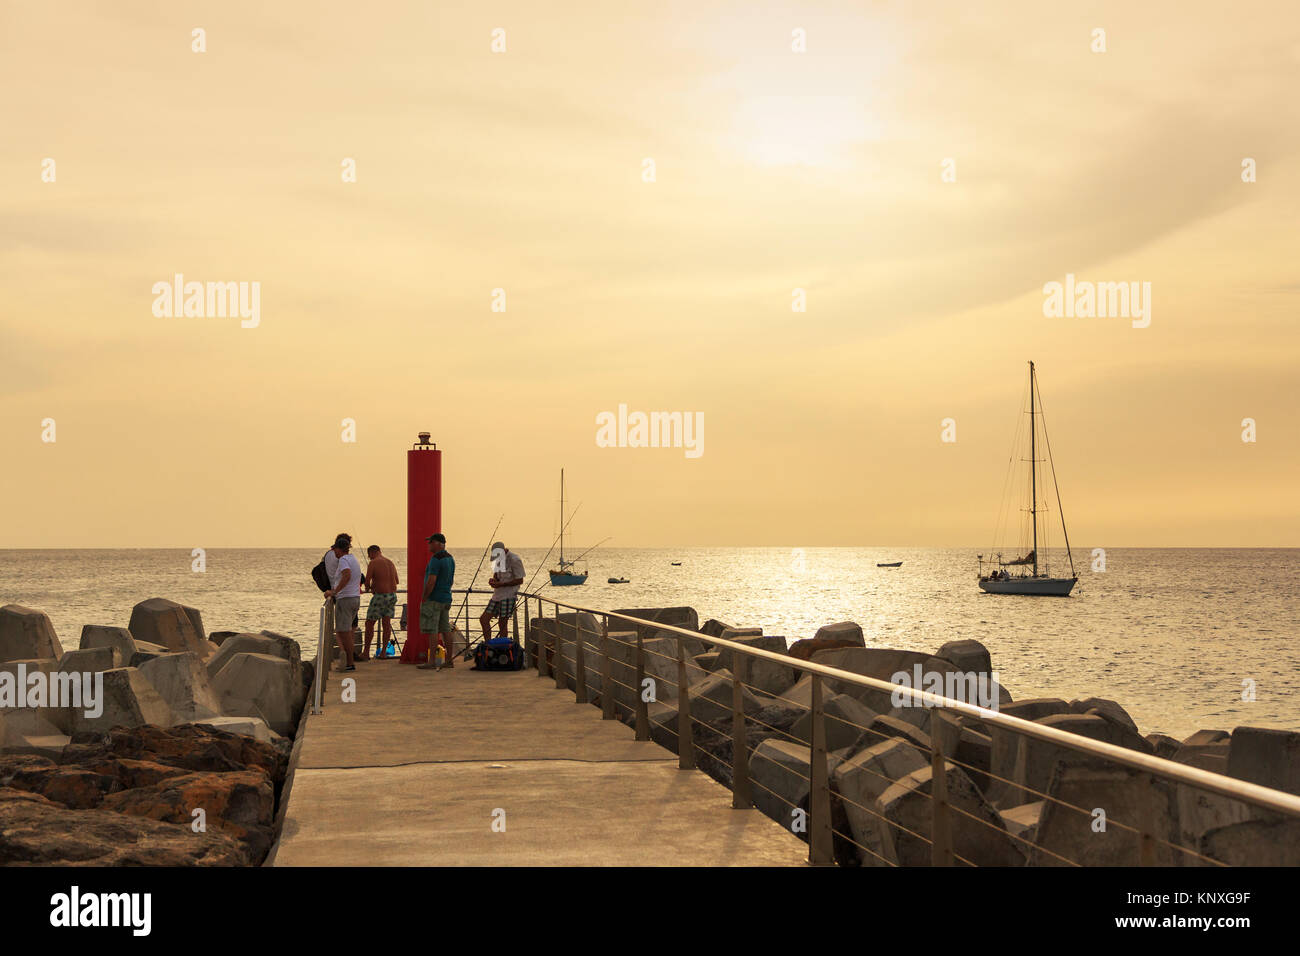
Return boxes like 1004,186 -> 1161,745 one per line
2,547 -> 1297,740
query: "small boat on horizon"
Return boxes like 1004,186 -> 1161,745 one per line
670,561 -> 682,566
607,577 -> 629,584
877,561 -> 903,568
978,361 -> 1078,597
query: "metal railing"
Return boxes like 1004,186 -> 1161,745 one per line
518,592 -> 1300,867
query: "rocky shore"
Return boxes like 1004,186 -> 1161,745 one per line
0,600 -> 312,866
532,607 -> 1300,866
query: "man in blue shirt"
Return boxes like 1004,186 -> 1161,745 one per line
418,533 -> 455,670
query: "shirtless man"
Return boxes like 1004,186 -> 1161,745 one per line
362,544 -> 400,660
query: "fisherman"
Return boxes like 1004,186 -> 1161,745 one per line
417,533 -> 455,670
362,544 -> 400,660
322,533 -> 362,671
481,541 -> 525,640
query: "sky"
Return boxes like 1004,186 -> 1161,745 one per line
2,1 -> 1299,549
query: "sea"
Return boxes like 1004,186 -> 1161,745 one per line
3,547 -> 1297,741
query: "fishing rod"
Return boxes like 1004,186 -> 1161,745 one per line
456,513 -> 504,637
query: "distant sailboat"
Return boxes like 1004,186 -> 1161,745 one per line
549,469 -> 588,586
978,361 -> 1078,597
877,561 -> 903,568
607,577 -> 629,584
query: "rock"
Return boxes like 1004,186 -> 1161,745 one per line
808,646 -> 1010,712
140,652 -> 223,723
100,768 -> 274,862
877,762 -> 1025,866
0,787 -> 248,865
987,699 -> 1071,805
79,625 -> 138,662
694,651 -> 721,671
832,738 -> 929,865
1,659 -> 70,734
196,716 -> 283,745
611,607 -> 704,656
209,631 -> 240,646
645,669 -> 770,743
1200,816 -> 1300,866
1001,801 -> 1043,847
789,693 -> 877,751
61,723 -> 287,782
206,633 -> 304,716
1184,728 -> 1230,747
931,709 -> 994,793
1000,698 -> 1071,722
788,622 -> 865,662
749,739 -> 849,835
129,640 -> 170,667
1226,727 -> 1300,796
1146,733 -> 1182,759
1171,741 -> 1229,774
0,606 -> 63,664
718,633 -> 797,695
936,638 -> 993,675
181,604 -> 206,642
698,619 -> 734,638
1069,697 -> 1140,736
858,713 -> 932,759
712,627 -> 763,662
69,667 -> 175,734
1003,713 -> 1153,810
128,598 -> 210,658
59,646 -> 119,673
209,653 -> 296,736
1030,760 -> 1181,865
640,637 -> 709,701
0,705 -> 68,751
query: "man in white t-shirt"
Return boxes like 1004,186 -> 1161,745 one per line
480,541 -> 526,641
323,532 -> 363,671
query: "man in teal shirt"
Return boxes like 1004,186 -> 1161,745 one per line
418,533 -> 455,669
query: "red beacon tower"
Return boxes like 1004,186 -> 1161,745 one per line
404,432 -> 442,664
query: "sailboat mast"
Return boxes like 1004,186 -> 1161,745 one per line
559,469 -> 565,565
1029,361 -> 1038,576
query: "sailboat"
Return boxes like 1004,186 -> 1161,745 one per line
549,469 -> 589,586
978,361 -> 1078,597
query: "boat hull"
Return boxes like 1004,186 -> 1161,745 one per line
549,571 -> 588,586
979,576 -> 1077,596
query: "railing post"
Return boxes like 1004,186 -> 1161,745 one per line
930,719 -> 954,867
809,674 -> 834,865
731,654 -> 752,810
574,616 -> 589,704
554,609 -> 566,691
600,616 -> 614,721
312,602 -> 327,715
676,640 -> 696,770
537,598 -> 548,676
634,632 -> 649,741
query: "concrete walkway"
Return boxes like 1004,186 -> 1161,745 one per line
271,657 -> 807,866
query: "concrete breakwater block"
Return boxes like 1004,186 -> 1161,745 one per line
806,646 -> 1011,713
877,762 -> 1025,866
60,645 -> 119,673
1226,727 -> 1300,796
749,739 -> 850,834
1000,713 -> 1153,810
79,625 -> 138,664
788,693 -> 877,750
197,715 -> 282,744
717,633 -> 798,696
832,738 -> 930,866
787,621 -> 865,661
640,637 -> 709,701
2,659 -> 69,735
210,652 -> 296,736
129,598 -> 210,659
1069,697 -> 1141,737
611,606 -> 705,656
69,666 -> 175,735
141,652 -> 223,723
936,638 -> 992,675
206,632 -> 304,712
0,605 -> 63,664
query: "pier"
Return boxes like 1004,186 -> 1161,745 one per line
270,645 -> 806,866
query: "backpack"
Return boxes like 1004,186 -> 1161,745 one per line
311,552 -> 332,592
474,635 -> 525,671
